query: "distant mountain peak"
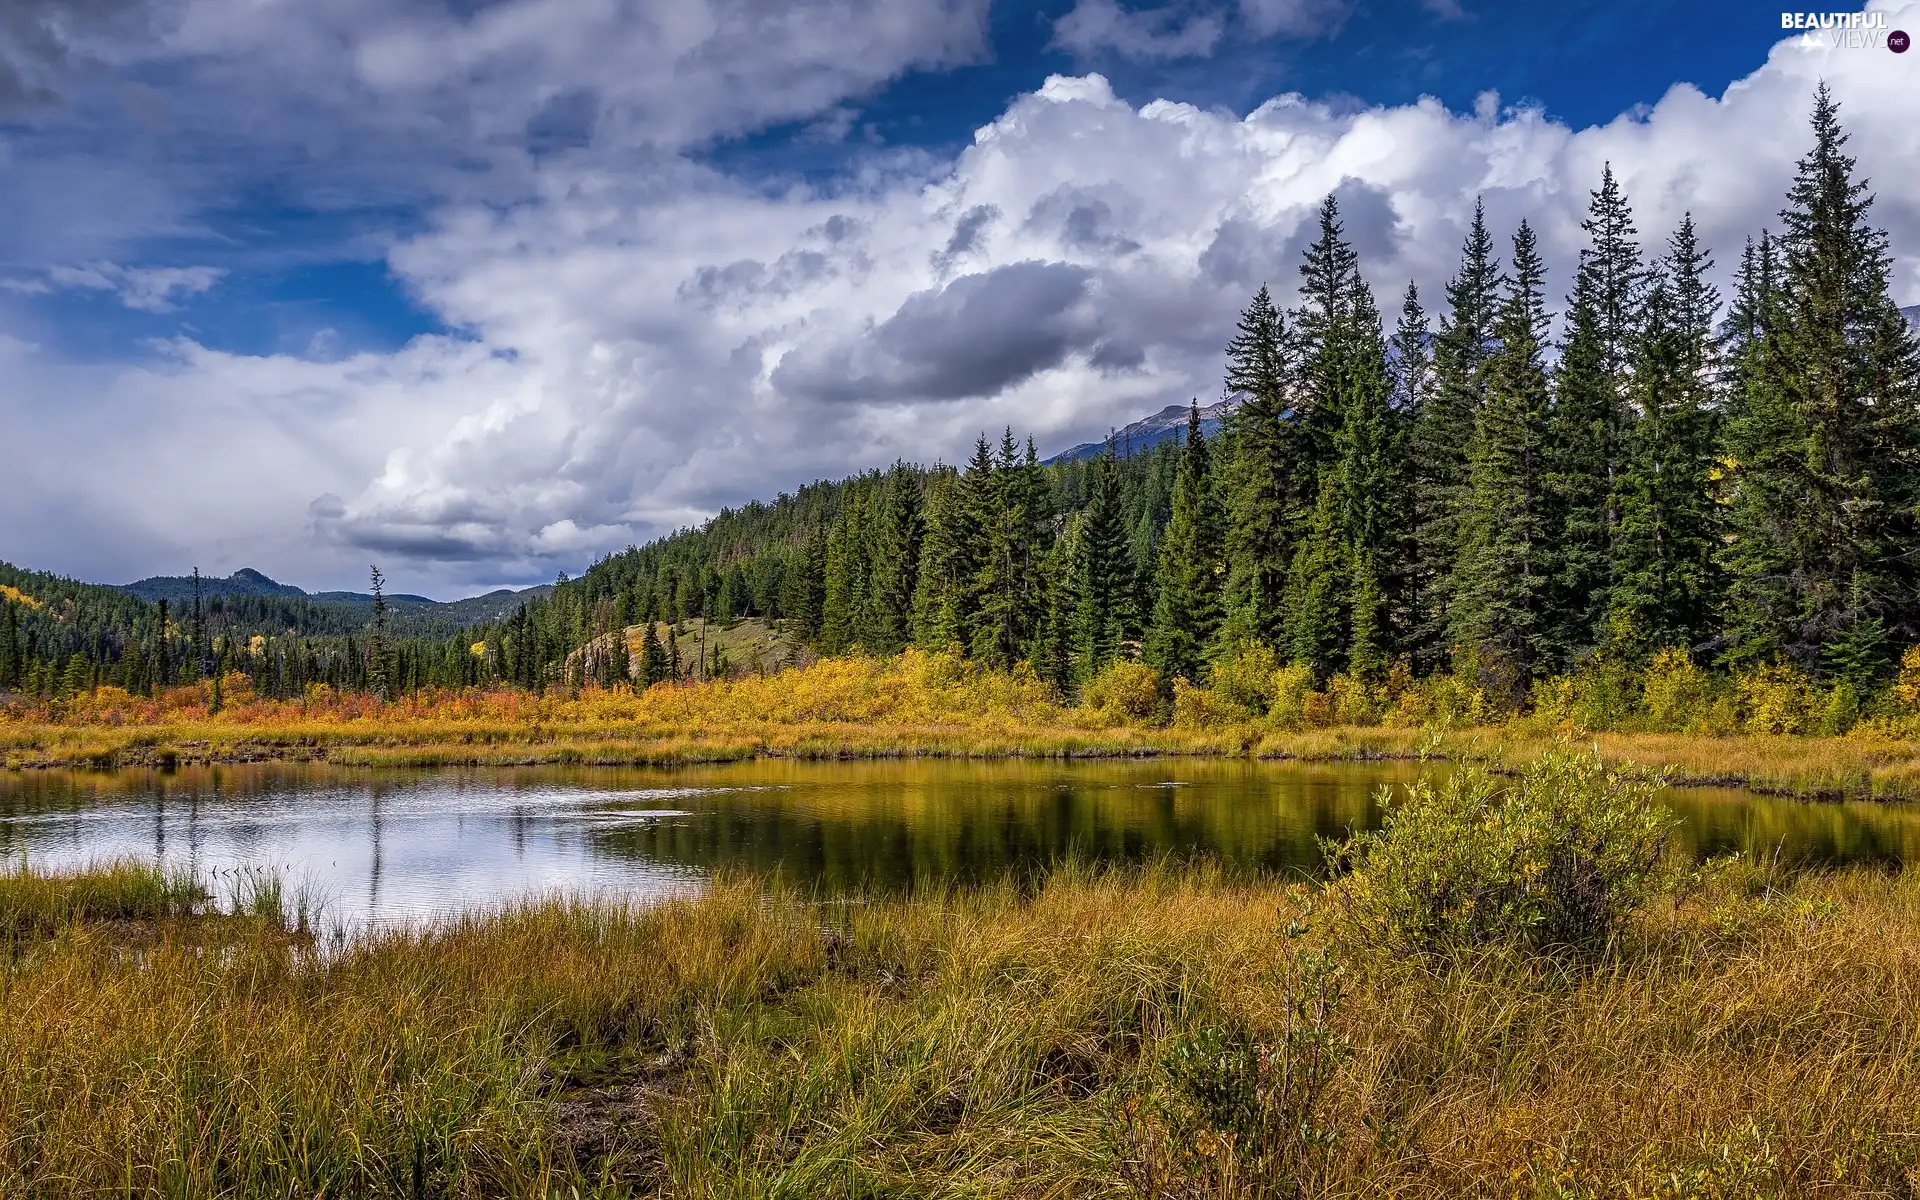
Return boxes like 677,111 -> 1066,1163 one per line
1044,393 -> 1244,465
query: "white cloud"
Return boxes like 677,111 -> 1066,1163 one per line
1050,0 -> 1350,61
1051,1 -> 1226,61
4,1 -> 1920,594
43,261 -> 224,310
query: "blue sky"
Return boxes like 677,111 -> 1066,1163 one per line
1,0 -> 1916,595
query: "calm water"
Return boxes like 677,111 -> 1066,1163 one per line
4,759 -> 1919,928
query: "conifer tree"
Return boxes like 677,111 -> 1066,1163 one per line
1295,195 -> 1361,466
366,564 -> 393,702
637,621 -> 667,685
1448,221 -> 1554,699
869,463 -> 923,654
1721,86 -> 1920,673
1542,166 -> 1646,664
973,430 -> 1036,669
784,523 -> 829,642
1331,277 -> 1406,679
155,598 -> 171,691
1145,403 -> 1224,683
1219,285 -> 1295,649
1030,533 -> 1077,695
820,492 -> 872,655
1076,453 -> 1132,677
1606,221 -> 1723,658
1410,201 -> 1500,669
911,470 -> 971,652
1392,282 -> 1431,417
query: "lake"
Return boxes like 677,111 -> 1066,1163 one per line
5,758 -> 1919,929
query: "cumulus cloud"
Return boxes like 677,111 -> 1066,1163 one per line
5,0 -> 1920,594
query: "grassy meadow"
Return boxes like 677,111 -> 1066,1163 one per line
12,645 -> 1920,801
6,792 -> 1920,1196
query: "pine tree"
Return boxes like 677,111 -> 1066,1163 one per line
1295,195 -> 1361,466
819,491 -> 872,655
190,567 -> 206,680
869,463 -> 923,654
784,522 -> 829,643
911,470 -> 971,652
1219,285 -> 1295,649
1541,166 -> 1646,665
1448,221 -> 1554,700
973,430 -> 1036,669
1410,201 -> 1500,669
1606,222 -> 1723,658
637,621 -> 667,685
155,598 -> 171,690
1331,277 -> 1406,680
1720,86 -> 1920,673
367,565 -> 392,701
1076,453 -> 1132,677
1145,403 -> 1224,684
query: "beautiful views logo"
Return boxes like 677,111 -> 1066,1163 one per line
1782,11 -> 1909,50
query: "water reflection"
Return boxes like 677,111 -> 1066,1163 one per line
3,759 -> 1918,927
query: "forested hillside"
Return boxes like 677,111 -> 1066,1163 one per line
504,87 -> 1918,705
4,89 -> 1917,712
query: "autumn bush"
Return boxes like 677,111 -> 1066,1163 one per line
1329,751 -> 1677,957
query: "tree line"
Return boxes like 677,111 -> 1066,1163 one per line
684,86 -> 1920,702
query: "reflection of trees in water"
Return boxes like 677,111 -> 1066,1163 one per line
1664,788 -> 1920,869
5,761 -> 1920,891
583,762 -> 1405,891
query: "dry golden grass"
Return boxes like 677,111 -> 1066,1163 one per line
4,856 -> 1919,1196
12,648 -> 1920,800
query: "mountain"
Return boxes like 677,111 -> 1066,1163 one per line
118,569 -> 552,631
1904,304 -> 1920,334
1045,394 -> 1244,465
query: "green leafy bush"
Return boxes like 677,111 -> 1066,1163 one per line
1328,752 -> 1676,957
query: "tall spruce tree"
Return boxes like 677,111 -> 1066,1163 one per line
366,565 -> 394,701
1410,201 -> 1500,670
869,463 -> 923,654
1076,453 -> 1133,677
1448,221 -> 1554,700
1543,165 -> 1646,665
1145,403 -> 1224,684
911,469 -> 970,652
819,491 -> 872,655
1606,218 -> 1724,658
1332,277 -> 1407,680
973,430 -> 1040,669
1218,285 -> 1295,649
1720,86 -> 1920,673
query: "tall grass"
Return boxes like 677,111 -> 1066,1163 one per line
0,858 -> 204,939
14,645 -> 1920,798
4,848 -> 1920,1196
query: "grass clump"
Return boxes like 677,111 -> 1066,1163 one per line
1330,751 -> 1675,956
0,858 -> 204,939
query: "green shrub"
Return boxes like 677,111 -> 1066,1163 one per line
1328,752 -> 1676,957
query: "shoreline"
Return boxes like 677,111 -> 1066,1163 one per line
9,720 -> 1920,803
